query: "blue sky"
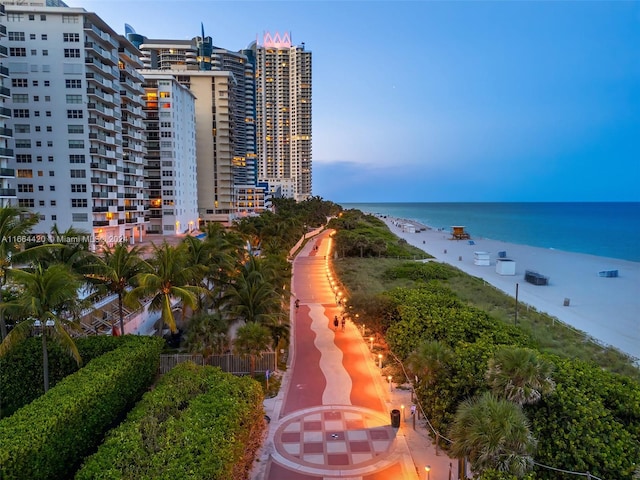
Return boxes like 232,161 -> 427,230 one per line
65,0 -> 640,202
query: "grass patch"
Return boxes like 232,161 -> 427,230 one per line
333,257 -> 639,381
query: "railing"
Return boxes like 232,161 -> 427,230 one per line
158,352 -> 276,375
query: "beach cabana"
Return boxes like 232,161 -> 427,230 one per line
473,251 -> 491,266
496,259 -> 516,275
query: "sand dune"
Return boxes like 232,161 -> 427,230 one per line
380,216 -> 640,361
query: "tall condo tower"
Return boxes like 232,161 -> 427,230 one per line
0,4 -> 16,207
3,2 -> 147,244
130,25 -> 264,225
252,32 -> 312,201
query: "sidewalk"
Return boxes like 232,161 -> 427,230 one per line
251,230 -> 458,479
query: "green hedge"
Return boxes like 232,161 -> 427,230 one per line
0,335 -> 164,480
0,335 -> 125,418
76,362 -> 265,480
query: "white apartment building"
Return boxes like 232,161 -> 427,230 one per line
141,72 -> 198,235
252,32 -> 312,201
0,4 -> 16,207
3,3 -> 147,244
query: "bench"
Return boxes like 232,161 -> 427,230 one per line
525,270 -> 548,286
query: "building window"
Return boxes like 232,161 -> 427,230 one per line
34,111 -> 40,117
62,15 -> 79,24
30,49 -> 37,56
16,154 -> 32,163
49,171 -> 54,177
68,125 -> 84,134
17,184 -> 33,193
68,140 -> 84,149
160,131 -> 172,138
50,199 -> 56,205
159,92 -> 171,98
69,154 -> 86,164
6,14 -> 23,22
32,80 -> 38,87
17,170 -> 33,178
33,95 -> 39,102
66,95 -> 82,104
51,215 -> 56,221
48,156 -> 54,162
70,169 -> 86,178
8,32 -> 25,41
63,33 -> 80,41
30,33 -> 35,40
14,125 -> 31,133
36,141 -> 42,147
42,50 -> 48,56
15,140 -> 31,148
35,126 -> 41,132
71,184 -> 87,193
41,34 -> 48,40
65,79 -> 82,89
44,80 -> 50,87
40,15 -> 46,21
46,126 -> 53,132
64,49 -> 81,58
12,79 -> 27,88
18,199 -> 34,208
72,213 -> 88,222
47,141 -> 53,147
12,94 -> 28,103
71,199 -> 88,208
67,109 -> 83,119
9,47 -> 27,57
39,200 -> 45,207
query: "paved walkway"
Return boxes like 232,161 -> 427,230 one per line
252,230 -> 457,480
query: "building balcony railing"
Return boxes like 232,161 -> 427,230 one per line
0,168 -> 15,176
0,107 -> 11,118
0,148 -> 13,158
0,66 -> 8,78
0,127 -> 12,138
0,188 -> 16,197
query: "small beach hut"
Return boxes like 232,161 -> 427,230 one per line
451,226 -> 470,240
496,259 -> 516,275
473,251 -> 491,266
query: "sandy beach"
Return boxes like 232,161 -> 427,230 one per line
379,216 -> 640,361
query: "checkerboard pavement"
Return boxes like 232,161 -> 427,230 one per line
274,407 -> 395,472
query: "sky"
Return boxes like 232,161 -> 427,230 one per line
63,0 -> 640,203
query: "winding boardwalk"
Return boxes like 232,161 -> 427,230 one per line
263,230 -> 419,479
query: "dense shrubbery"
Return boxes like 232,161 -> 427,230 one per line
0,336 -> 163,480
75,362 -> 265,480
332,216 -> 640,479
0,335 -> 124,418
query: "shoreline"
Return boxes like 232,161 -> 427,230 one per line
378,215 -> 640,361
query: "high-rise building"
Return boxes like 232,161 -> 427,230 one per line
0,4 -> 16,208
252,32 -> 312,201
131,26 -> 265,224
141,72 -> 198,235
3,3 -> 147,244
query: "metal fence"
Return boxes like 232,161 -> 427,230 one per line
158,352 -> 276,375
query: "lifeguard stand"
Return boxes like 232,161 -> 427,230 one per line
451,226 -> 470,240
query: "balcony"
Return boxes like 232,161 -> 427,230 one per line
93,220 -> 109,227
0,107 -> 11,118
0,148 -> 13,158
0,66 -> 8,77
0,86 -> 9,98
0,168 -> 15,177
0,188 -> 16,197
0,127 -> 12,138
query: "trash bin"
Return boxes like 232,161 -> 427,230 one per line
391,409 -> 401,428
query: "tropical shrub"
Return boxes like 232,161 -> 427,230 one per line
75,362 -> 265,480
0,336 -> 163,479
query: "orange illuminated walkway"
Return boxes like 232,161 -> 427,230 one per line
263,230 -> 419,479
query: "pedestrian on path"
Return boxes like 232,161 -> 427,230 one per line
341,316 -> 346,331
333,316 -> 339,331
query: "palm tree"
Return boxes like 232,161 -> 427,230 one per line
183,311 -> 230,356
0,206 -> 40,340
449,391 -> 537,477
485,347 -> 556,405
86,242 -> 147,336
234,321 -> 271,377
407,339 -> 454,385
222,256 -> 283,326
127,242 -> 202,335
0,263 -> 82,392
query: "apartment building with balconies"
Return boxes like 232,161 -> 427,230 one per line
252,32 -> 312,202
141,72 -> 198,235
0,4 -> 16,207
3,3 -> 147,243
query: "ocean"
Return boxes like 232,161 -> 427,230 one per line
340,203 -> 640,263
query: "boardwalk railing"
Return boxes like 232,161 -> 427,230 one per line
159,352 -> 276,375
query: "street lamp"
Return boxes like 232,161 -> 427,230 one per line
388,375 -> 392,391
369,336 -> 374,350
32,318 -> 55,392
378,353 -> 382,369
425,465 -> 431,480
401,404 -> 405,421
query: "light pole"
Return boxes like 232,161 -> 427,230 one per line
378,353 -> 382,369
401,404 -> 405,421
33,318 -> 55,392
388,375 -> 392,391
425,465 -> 431,480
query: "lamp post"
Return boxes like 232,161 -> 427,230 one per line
378,353 -> 382,369
388,375 -> 392,391
401,404 -> 405,421
369,336 -> 374,350
33,318 -> 55,392
425,465 -> 431,480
